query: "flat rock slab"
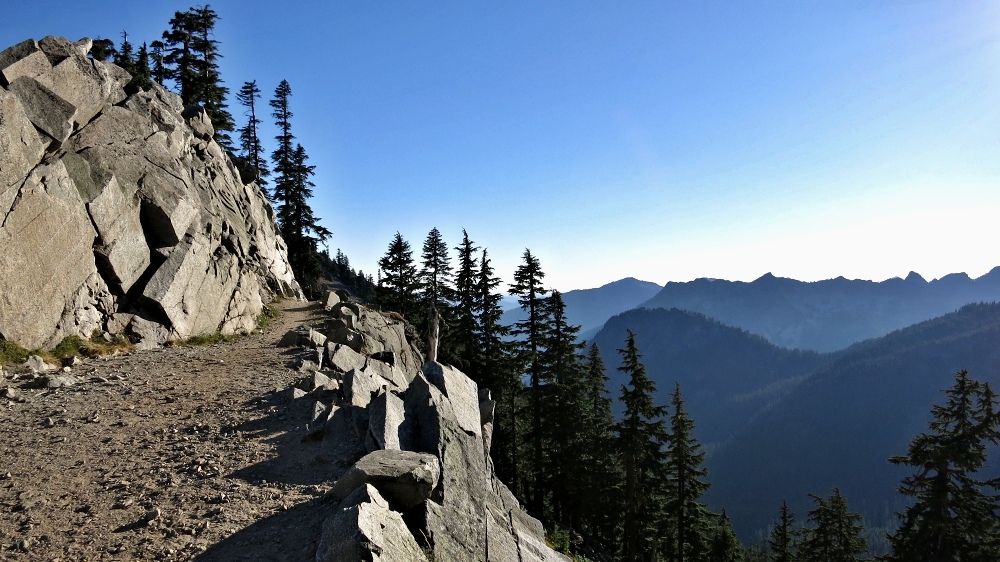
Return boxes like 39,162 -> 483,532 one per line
330,449 -> 440,511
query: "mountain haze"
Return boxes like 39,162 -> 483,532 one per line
501,277 -> 662,337
640,269 -> 1000,352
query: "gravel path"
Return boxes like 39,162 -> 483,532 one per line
0,300 -> 343,562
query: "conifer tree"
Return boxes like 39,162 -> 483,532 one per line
581,343 -> 623,549
800,489 -> 866,562
132,43 -> 153,91
236,80 -> 270,194
509,249 -> 550,516
707,511 -> 745,562
451,230 -> 479,370
666,383 -> 712,562
148,40 -> 167,85
475,249 -> 520,488
162,6 -> 234,146
113,31 -> 136,76
886,370 -> 1000,562
768,501 -> 799,562
539,291 -> 587,526
377,232 -> 420,321
90,38 -> 116,61
615,330 -> 668,561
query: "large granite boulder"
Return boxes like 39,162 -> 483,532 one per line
316,484 -> 427,562
0,36 -> 302,349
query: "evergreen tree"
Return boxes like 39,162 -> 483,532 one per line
886,370 -> 1000,562
113,31 -> 136,76
90,38 -> 116,61
800,489 -> 866,562
270,79 -> 295,208
768,501 -> 798,562
132,43 -> 153,91
665,383 -> 712,562
417,227 -> 455,360
509,249 -> 550,516
708,511 -> 745,562
539,291 -> 588,526
451,229 -> 479,370
161,6 -> 234,146
615,330 -> 668,561
475,249 -> 520,489
580,343 -> 623,550
148,40 -> 167,85
377,232 -> 420,321
282,144 -> 330,295
236,80 -> 270,194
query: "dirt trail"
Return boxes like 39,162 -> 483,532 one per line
0,300 -> 344,562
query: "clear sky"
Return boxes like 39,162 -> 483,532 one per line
5,1 -> 1000,291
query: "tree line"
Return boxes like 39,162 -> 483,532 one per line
91,6 -> 330,297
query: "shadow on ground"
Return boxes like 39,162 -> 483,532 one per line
194,496 -> 335,562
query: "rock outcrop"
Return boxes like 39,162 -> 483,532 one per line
0,37 -> 301,349
288,299 -> 570,562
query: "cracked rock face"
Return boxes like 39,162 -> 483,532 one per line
0,36 -> 302,349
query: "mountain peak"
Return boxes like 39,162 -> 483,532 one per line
904,271 -> 926,283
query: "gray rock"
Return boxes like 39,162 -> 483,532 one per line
25,355 -> 57,373
327,326 -> 364,353
1,50 -> 51,85
42,373 -> 82,389
326,342 -> 366,374
329,450 -> 440,511
316,484 -> 426,562
323,290 -> 341,310
364,357 -> 410,390
182,105 -> 214,140
307,327 -> 327,348
278,328 -> 306,347
0,89 -> 45,214
422,362 -> 482,437
344,368 -> 397,410
34,52 -> 128,128
37,36 -> 90,64
0,39 -> 42,77
7,76 -> 76,142
367,390 -> 407,451
83,174 -> 149,293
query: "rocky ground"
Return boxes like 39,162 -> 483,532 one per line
0,299 -> 348,562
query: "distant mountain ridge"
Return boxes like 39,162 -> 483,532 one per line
501,277 -> 662,336
640,268 -> 1000,351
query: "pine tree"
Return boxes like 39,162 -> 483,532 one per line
236,80 -> 270,194
768,501 -> 798,562
800,489 -> 866,562
132,43 -> 153,91
90,38 -> 116,61
418,227 -> 455,359
451,230 -> 479,371
377,232 -> 420,321
270,79 -> 295,208
539,291 -> 587,526
113,31 -> 136,76
148,40 -> 167,85
581,343 -> 623,550
665,383 -> 712,562
886,370 -> 1000,562
615,330 -> 668,562
508,249 -> 550,516
282,144 -> 330,295
707,511 -> 745,562
161,6 -> 234,146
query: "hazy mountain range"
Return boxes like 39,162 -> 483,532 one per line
593,301 -> 1000,542
640,269 -> 1000,351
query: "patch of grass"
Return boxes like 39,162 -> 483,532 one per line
168,332 -> 236,347
256,305 -> 280,331
51,334 -> 133,360
0,340 -> 32,365
546,527 -> 572,554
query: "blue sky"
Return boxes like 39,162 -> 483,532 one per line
5,1 -> 1000,291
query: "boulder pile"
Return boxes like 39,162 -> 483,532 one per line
287,296 -> 570,561
0,36 -> 300,350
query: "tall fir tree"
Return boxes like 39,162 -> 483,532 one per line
615,330 -> 669,562
418,227 -> 455,359
475,249 -> 520,489
132,43 -> 153,91
236,80 -> 270,194
281,143 -> 329,295
113,31 -> 136,76
580,343 -> 623,550
377,232 -> 420,321
707,511 -> 745,562
666,382 -> 712,562
148,40 -> 167,85
508,249 -> 550,516
451,229 -> 479,371
768,501 -> 799,562
886,370 -> 1000,562
800,489 -> 867,562
538,291 -> 588,526
161,6 -> 234,147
